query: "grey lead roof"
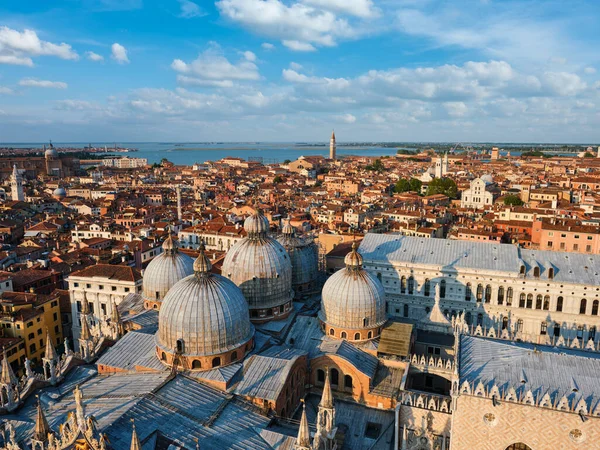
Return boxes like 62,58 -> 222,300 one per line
459,335 -> 600,408
286,316 -> 379,379
359,233 -> 600,285
234,346 -> 307,401
97,331 -> 166,372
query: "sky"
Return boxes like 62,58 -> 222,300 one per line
0,0 -> 599,143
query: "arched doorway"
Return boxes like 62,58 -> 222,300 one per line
505,444 -> 532,450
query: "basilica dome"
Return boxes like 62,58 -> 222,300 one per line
156,244 -> 254,371
222,209 -> 293,322
276,222 -> 319,298
45,147 -> 58,158
142,233 -> 194,310
319,242 -> 387,341
52,187 -> 67,200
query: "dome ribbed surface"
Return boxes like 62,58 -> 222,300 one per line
222,237 -> 293,310
277,234 -> 319,287
320,263 -> 386,330
244,212 -> 270,235
157,273 -> 254,357
142,250 -> 195,303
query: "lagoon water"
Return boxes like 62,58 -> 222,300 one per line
2,142 -> 401,165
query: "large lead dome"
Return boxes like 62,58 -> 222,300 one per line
319,242 -> 387,341
156,244 -> 254,371
222,209 -> 293,322
142,233 -> 194,310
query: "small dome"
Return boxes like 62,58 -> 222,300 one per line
142,236 -> 194,306
244,210 -> 270,235
480,174 -> 494,184
52,187 -> 66,199
319,243 -> 386,339
156,247 -> 254,368
282,221 -> 295,236
45,147 -> 58,158
277,227 -> 319,295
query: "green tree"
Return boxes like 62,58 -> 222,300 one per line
584,152 -> 595,158
366,159 -> 385,172
394,179 -> 411,193
504,194 -> 524,206
426,178 -> 458,198
273,175 -> 283,183
409,178 -> 422,192
283,159 -> 291,164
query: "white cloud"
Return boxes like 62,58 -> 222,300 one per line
177,75 -> 235,88
19,78 -> 68,89
261,42 -> 275,50
86,51 -> 104,61
584,67 -> 597,74
243,51 -> 257,62
549,56 -> 567,65
302,0 -> 378,18
543,72 -> 586,96
111,43 -> 129,64
283,40 -> 316,52
171,45 -> 260,86
444,102 -> 468,117
0,86 -> 13,95
0,26 -> 78,66
394,7 -> 591,67
289,62 -> 303,71
178,0 -> 207,18
217,0 -> 354,50
334,113 -> 356,123
54,99 -> 100,110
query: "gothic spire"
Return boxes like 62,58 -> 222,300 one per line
81,291 -> 90,316
44,329 -> 58,362
320,368 -> 333,409
295,401 -> 311,449
130,420 -> 142,450
33,397 -> 50,442
80,313 -> 91,340
0,347 -> 17,386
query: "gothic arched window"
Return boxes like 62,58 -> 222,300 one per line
330,368 -> 339,386
556,296 -> 564,312
476,284 -> 483,302
526,294 -> 533,309
440,280 -> 446,298
580,299 -> 587,315
506,287 -> 513,306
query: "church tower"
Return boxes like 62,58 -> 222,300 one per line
314,369 -> 336,449
443,152 -> 449,175
329,131 -> 336,160
434,155 -> 443,178
10,165 -> 24,202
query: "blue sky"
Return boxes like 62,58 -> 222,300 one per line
0,0 -> 599,142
